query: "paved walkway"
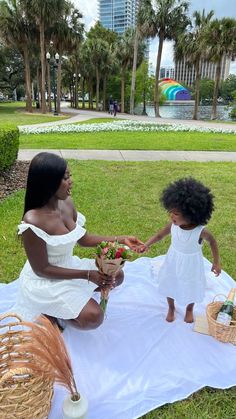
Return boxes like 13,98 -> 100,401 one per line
19,104 -> 236,132
18,104 -> 236,162
18,149 -> 236,162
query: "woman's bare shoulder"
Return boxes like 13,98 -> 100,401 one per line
22,210 -> 56,235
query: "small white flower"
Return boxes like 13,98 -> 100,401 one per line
18,120 -> 236,135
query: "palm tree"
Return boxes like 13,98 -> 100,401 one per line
80,41 -> 95,109
51,6 -> 84,113
86,22 -> 117,111
175,9 -> 214,120
115,28 -> 136,113
205,18 -> 236,120
139,0 -> 189,117
101,44 -> 116,111
87,38 -> 109,111
23,0 -> 66,113
130,0 -> 149,115
0,0 -> 34,112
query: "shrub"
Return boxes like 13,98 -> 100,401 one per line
229,107 -> 236,120
0,128 -> 19,173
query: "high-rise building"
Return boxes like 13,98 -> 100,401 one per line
98,0 -> 139,34
159,66 -> 175,80
175,55 -> 231,86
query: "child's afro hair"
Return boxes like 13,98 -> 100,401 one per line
160,177 -> 214,225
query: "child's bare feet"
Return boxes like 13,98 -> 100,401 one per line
184,311 -> 194,323
166,297 -> 175,322
184,303 -> 194,323
166,307 -> 175,322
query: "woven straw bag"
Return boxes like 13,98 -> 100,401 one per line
0,313 -> 54,419
206,295 -> 236,345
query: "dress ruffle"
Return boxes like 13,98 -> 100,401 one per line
18,211 -> 86,246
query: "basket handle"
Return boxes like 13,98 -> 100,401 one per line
0,367 -> 32,385
0,313 -> 23,330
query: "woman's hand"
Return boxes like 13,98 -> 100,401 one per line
211,262 -> 221,276
89,270 -> 114,287
123,236 -> 144,251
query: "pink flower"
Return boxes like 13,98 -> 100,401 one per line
102,247 -> 109,255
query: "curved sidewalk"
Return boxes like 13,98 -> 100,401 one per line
18,149 -> 236,162
19,106 -> 236,132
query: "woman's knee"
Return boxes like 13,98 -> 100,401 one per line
73,300 -> 104,330
115,270 -> 124,287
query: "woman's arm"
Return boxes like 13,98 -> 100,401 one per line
78,233 -> 143,250
201,229 -> 221,276
22,229 -> 112,287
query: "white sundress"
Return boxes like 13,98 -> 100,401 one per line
156,224 -> 206,305
13,212 -> 97,321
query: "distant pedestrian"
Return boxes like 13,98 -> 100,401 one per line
108,96 -> 113,115
113,100 -> 118,117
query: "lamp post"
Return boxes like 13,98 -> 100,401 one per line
78,73 -> 81,108
46,50 -> 60,115
73,73 -> 76,109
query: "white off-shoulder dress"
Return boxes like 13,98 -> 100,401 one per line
156,224 -> 206,305
14,212 -> 97,321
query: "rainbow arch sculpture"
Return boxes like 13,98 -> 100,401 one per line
159,78 -> 191,100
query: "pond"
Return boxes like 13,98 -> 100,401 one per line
135,104 -> 231,121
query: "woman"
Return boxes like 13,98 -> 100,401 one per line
14,152 -> 142,330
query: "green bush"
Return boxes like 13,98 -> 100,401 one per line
0,128 -> 19,173
229,107 -> 236,120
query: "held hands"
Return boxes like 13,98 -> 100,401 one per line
123,236 -> 144,252
136,244 -> 150,254
211,262 -> 221,276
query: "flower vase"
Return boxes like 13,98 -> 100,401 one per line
62,393 -> 88,419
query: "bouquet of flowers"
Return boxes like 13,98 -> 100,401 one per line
95,241 -> 131,313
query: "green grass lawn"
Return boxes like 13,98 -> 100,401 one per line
0,160 -> 235,418
20,129 -> 236,151
1,160 -> 235,279
0,101 -> 69,128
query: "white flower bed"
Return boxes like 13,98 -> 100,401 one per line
19,120 -> 236,135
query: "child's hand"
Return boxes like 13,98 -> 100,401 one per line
211,262 -> 221,276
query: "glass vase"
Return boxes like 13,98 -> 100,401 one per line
62,393 -> 88,419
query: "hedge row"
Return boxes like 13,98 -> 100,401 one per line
0,128 -> 19,173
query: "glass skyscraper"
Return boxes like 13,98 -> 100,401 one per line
98,0 -> 139,34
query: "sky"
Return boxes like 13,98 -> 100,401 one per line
74,0 -> 236,75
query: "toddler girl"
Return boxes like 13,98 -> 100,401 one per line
140,177 -> 221,323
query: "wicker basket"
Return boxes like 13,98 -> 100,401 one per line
0,314 -> 54,419
206,297 -> 236,345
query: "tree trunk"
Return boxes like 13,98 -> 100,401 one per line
211,60 -> 221,120
130,28 -> 139,114
89,79 -> 93,109
57,59 -> 62,114
37,66 -> 41,109
46,61 -> 51,112
39,19 -> 46,113
121,69 -> 125,113
22,45 -> 32,113
103,75 -> 107,111
96,67 -> 100,111
193,61 -> 200,120
154,32 -> 164,118
142,77 -> 147,115
82,77 -> 85,109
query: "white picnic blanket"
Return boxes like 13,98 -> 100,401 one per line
0,256 -> 236,419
